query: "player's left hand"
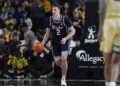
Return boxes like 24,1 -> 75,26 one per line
61,38 -> 67,44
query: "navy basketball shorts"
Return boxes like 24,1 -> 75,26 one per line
52,41 -> 69,61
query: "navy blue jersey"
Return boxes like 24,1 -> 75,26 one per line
45,15 -> 72,45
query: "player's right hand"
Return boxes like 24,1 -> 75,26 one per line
61,37 -> 67,44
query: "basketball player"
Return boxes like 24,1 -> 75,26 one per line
42,3 -> 75,86
98,0 -> 120,86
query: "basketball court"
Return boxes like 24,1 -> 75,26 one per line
0,79 -> 106,86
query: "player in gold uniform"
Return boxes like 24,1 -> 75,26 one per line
98,0 -> 120,86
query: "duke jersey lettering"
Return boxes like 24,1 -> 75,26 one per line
46,15 -> 72,45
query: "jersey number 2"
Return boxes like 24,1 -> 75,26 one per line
56,29 -> 61,35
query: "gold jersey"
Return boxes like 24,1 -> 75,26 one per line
106,0 -> 120,18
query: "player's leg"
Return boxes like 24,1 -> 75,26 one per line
103,53 -> 112,86
55,60 -> 61,67
61,52 -> 68,86
52,44 -> 61,66
110,52 -> 120,86
110,32 -> 120,86
61,53 -> 68,76
60,42 -> 69,86
100,19 -> 117,86
54,52 -> 68,86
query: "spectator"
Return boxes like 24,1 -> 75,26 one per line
61,2 -> 71,17
8,23 -> 16,35
24,0 -> 34,10
78,5 -> 85,26
40,0 -> 51,17
23,11 -> 32,30
15,17 -> 25,40
0,29 -> 3,35
73,0 -> 85,9
16,17 -> 25,30
4,51 -> 29,79
13,6 -> 23,22
18,23 -> 36,58
21,1 -> 26,12
9,33 -> 14,42
8,32 -> 21,57
26,46 -> 53,78
6,0 -> 15,14
4,12 -> 16,26
12,0 -> 22,12
0,7 -> 8,21
0,0 -> 5,9
72,9 -> 83,40
28,0 -> 45,34
3,28 -> 10,43
0,35 -> 8,76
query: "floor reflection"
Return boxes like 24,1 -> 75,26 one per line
0,79 -> 105,86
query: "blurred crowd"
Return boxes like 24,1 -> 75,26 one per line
0,0 -> 85,79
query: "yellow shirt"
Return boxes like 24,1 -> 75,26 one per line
40,0 -> 51,13
24,1 -> 34,8
78,10 -> 85,25
5,33 -> 9,43
4,18 -> 16,25
106,0 -> 120,18
7,56 -> 29,70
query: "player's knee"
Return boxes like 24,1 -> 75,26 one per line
112,53 -> 120,64
105,59 -> 111,66
105,60 -> 112,68
112,45 -> 120,64
61,55 -> 67,62
103,53 -> 112,66
56,63 -> 60,67
55,61 -> 61,67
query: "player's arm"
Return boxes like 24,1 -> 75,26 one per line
61,16 -> 76,44
42,28 -> 51,45
61,26 -> 75,44
65,26 -> 75,40
97,0 -> 108,42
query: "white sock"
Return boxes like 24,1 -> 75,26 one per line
109,82 -> 116,86
62,75 -> 66,80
